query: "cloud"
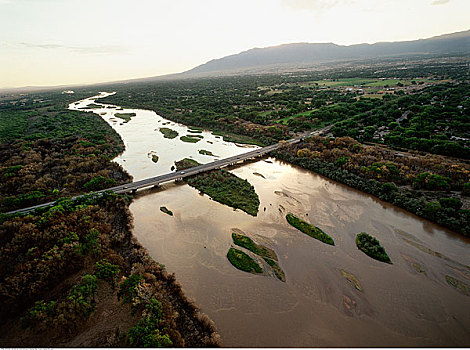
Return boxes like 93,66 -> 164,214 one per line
431,0 -> 450,5
17,42 -> 128,55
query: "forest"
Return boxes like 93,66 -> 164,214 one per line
0,55 -> 469,346
0,90 -> 220,346
97,57 -> 469,237
99,57 -> 469,159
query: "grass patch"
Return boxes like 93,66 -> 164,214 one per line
159,206 -> 173,216
175,158 -> 260,216
180,135 -> 201,143
232,232 -> 276,260
198,149 -> 215,156
286,213 -> 334,245
159,127 -> 178,139
340,269 -> 363,291
356,232 -> 391,263
227,248 -> 262,274
263,257 -> 286,282
115,112 -> 136,123
151,154 -> 159,163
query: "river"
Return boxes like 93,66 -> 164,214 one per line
70,93 -> 470,347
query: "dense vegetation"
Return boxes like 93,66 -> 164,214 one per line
0,91 -> 129,213
274,136 -> 470,237
355,232 -> 391,263
99,57 -> 469,157
175,158 -> 260,216
0,89 -> 219,346
286,213 -> 335,245
94,58 -> 470,237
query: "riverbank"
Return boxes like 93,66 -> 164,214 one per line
0,90 -> 220,347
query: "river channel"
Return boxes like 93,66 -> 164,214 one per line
70,93 -> 470,347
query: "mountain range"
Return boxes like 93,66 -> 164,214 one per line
183,29 -> 470,76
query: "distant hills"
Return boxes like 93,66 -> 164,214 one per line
184,30 -> 470,76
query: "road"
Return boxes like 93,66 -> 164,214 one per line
5,128 -> 330,216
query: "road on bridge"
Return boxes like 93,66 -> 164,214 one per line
5,128 -> 330,216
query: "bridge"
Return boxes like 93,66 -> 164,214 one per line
5,127 -> 332,216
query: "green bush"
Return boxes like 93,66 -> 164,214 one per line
84,175 -> 116,191
439,197 -> 463,210
95,259 -> 120,288
413,172 -> 451,191
118,273 -> 142,304
127,298 -> 172,347
67,274 -> 98,317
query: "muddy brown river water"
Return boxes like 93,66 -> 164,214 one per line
71,93 -> 470,347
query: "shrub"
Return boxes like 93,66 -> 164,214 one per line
67,274 -> 98,317
227,248 -> 262,274
439,197 -> 463,210
118,273 -> 142,304
286,213 -> 334,245
355,232 -> 391,263
95,259 -> 120,288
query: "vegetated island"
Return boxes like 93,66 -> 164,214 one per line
227,248 -> 262,274
180,135 -> 202,143
159,127 -> 178,139
231,230 -> 285,281
175,158 -> 260,216
355,232 -> 391,263
198,149 -> 215,156
211,131 -> 264,146
79,103 -> 102,109
340,269 -> 363,291
114,112 -> 136,123
445,275 -> 469,296
160,206 -> 173,216
286,213 -> 335,245
188,127 -> 203,134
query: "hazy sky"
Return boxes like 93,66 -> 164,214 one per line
0,0 -> 468,88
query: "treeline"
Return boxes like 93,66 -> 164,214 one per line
98,60 -> 469,159
273,137 -> 470,236
0,137 -> 130,212
0,89 -> 131,212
